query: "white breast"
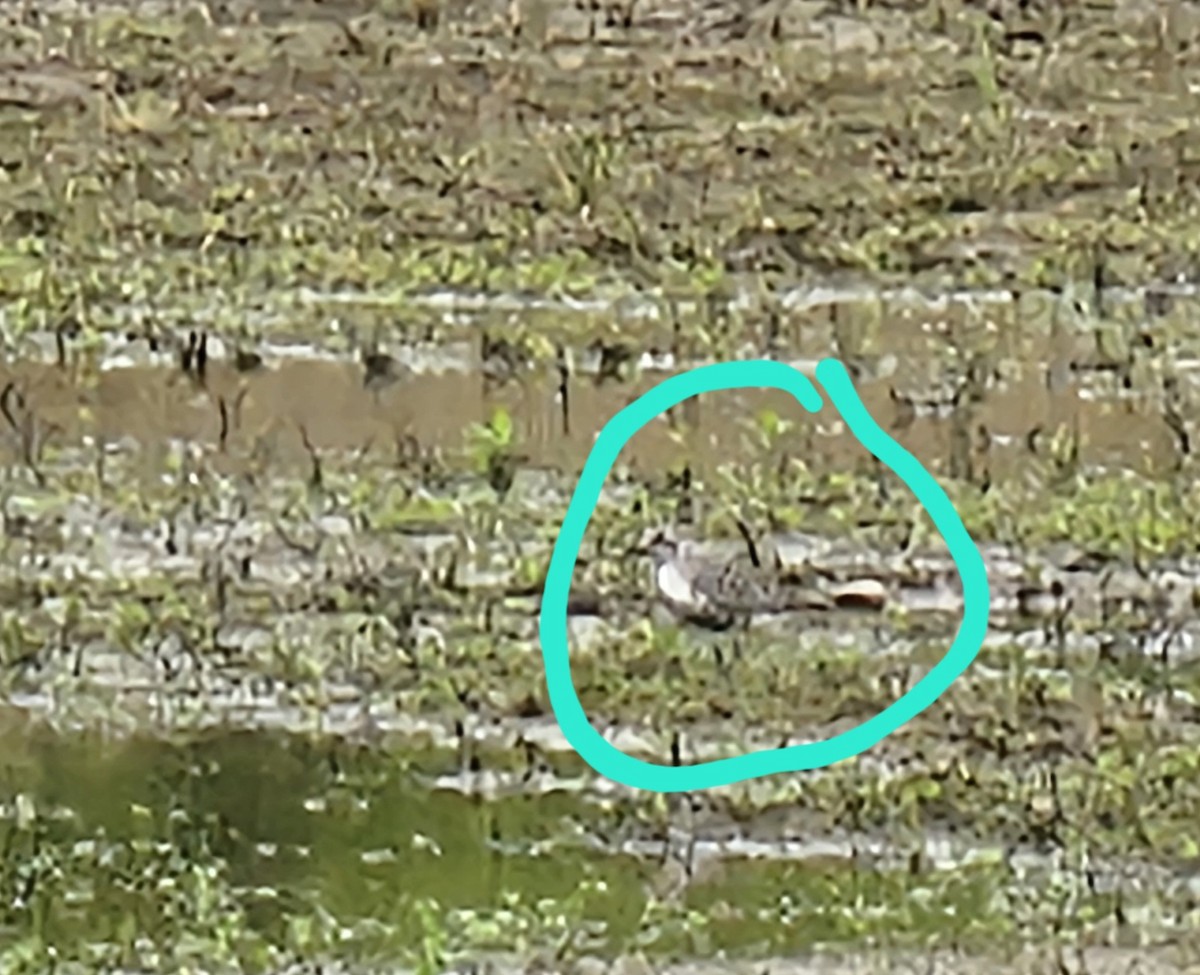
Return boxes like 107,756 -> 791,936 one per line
657,560 -> 700,607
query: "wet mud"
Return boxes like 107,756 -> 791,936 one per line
5,0 -> 1200,971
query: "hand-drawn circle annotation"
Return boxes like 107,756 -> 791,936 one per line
538,357 -> 991,794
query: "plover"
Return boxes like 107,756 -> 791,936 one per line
635,526 -> 782,631
635,524 -> 835,631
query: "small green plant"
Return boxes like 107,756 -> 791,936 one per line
412,897 -> 450,975
467,406 -> 524,499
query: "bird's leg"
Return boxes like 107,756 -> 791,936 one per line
733,614 -> 751,661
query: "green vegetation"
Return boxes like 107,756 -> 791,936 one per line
3,0 -> 1200,972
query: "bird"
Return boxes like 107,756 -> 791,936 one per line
634,525 -> 779,631
635,525 -> 834,631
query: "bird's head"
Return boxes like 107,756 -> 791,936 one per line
632,525 -> 680,562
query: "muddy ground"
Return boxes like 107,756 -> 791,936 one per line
3,0 -> 1200,972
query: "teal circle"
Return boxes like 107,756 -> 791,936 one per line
538,357 -> 990,792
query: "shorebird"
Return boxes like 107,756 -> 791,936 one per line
634,526 -> 781,632
634,525 -> 834,632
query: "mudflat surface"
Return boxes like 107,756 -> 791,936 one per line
3,0 -> 1200,972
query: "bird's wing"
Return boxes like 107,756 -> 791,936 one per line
694,560 -> 778,613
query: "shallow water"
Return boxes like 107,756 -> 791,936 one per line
0,723 -> 1193,969
0,292 -> 1191,485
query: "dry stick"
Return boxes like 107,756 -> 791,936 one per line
231,385 -> 249,430
1092,242 -> 1107,319
297,424 -> 323,489
0,383 -> 23,438
733,515 -> 761,569
180,331 -> 198,375
196,331 -> 208,385
1163,374 -> 1191,461
674,462 -> 694,524
0,382 -> 51,486
273,520 -> 320,559
555,343 -> 570,435
215,386 -> 252,454
217,397 -> 231,452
